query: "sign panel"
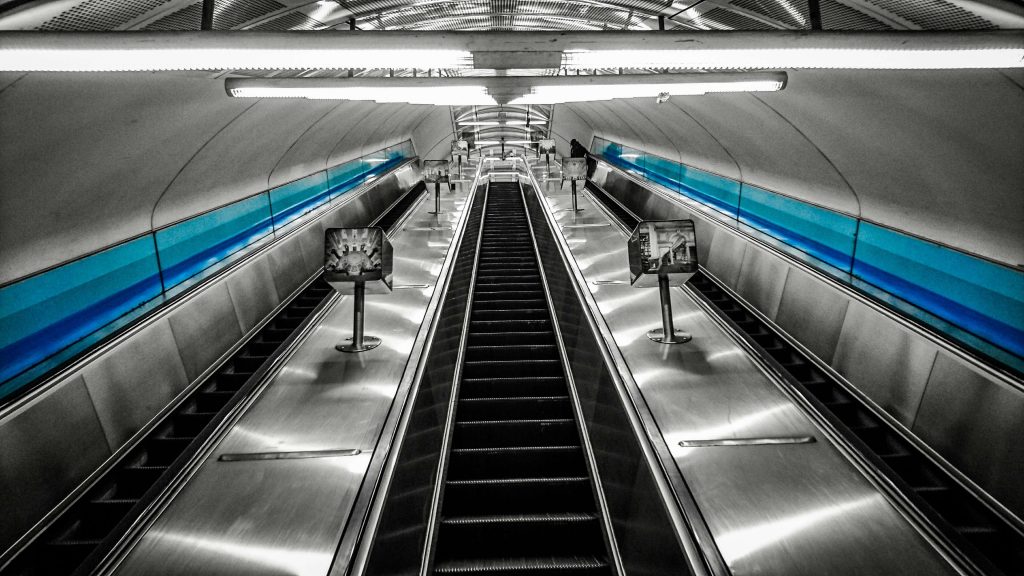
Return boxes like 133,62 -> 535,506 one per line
562,157 -> 587,181
539,139 -> 556,155
325,227 -> 393,294
451,140 -> 469,164
627,220 -> 698,288
423,160 -> 450,183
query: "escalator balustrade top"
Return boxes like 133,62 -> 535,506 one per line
432,182 -> 613,576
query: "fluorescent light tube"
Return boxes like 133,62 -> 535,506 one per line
0,48 -> 472,72
563,48 -> 1024,70
508,79 -> 783,104
228,85 -> 496,105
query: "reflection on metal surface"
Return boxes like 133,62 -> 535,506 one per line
678,436 -> 815,447
393,284 -> 432,289
715,495 -> 880,563
591,280 -> 627,285
561,222 -> 611,228
218,448 -> 362,462
111,179 -> 476,576
143,530 -> 333,576
527,161 -> 959,576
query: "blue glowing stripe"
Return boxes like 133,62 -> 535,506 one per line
269,171 -> 330,229
0,273 -> 162,383
158,217 -> 274,290
739,184 -> 857,271
854,222 -> 1024,357
855,260 -> 1024,357
0,143 -> 413,401
156,194 -> 275,290
593,137 -> 1024,365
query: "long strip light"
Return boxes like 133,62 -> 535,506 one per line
563,48 -> 1024,70
1,32 -> 1021,72
225,73 -> 785,105
228,85 -> 496,105
0,48 -> 472,72
508,79 -> 782,104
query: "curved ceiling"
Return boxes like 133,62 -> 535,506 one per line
2,0 -> 1022,33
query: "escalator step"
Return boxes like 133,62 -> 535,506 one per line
462,359 -> 563,378
443,477 -> 595,515
436,513 -> 604,559
448,445 -> 585,480
435,554 -> 608,575
460,377 -> 566,398
454,419 -> 578,448
458,396 -> 571,420
465,345 -> 558,361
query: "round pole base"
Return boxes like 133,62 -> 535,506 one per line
647,328 -> 692,344
428,211 -> 444,215
336,335 -> 382,353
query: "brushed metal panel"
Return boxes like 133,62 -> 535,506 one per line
0,375 -> 111,551
913,353 -> 1024,518
113,454 -> 372,576
266,233 -> 309,302
115,177 -> 474,575
692,217 -> 716,268
832,301 -> 938,426
531,165 -> 957,575
775,267 -> 850,362
735,243 -> 790,321
704,228 -> 746,288
294,219 -> 325,273
224,254 -> 280,334
167,282 -> 243,382
81,317 -> 190,450
675,444 -> 955,576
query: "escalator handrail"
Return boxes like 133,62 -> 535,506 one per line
521,164 -> 728,576
516,179 -> 626,575
340,162 -> 486,576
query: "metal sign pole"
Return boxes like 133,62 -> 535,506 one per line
337,280 -> 382,352
429,181 -> 442,214
647,275 -> 692,344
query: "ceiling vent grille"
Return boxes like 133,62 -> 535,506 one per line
37,0 -> 173,31
699,7 -> 777,29
862,0 -> 994,29
143,0 -> 285,30
821,0 -> 890,30
249,12 -> 326,30
728,0 -> 808,28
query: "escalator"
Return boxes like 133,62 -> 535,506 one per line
1,183 -> 427,576
583,178 -> 1024,576
430,180 -> 613,575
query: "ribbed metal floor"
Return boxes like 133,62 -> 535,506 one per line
431,182 -> 612,576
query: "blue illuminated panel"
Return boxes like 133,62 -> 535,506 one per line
592,137 -> 1024,365
0,141 -> 415,402
269,171 -> 331,230
739,184 -> 857,271
0,236 -> 162,391
156,193 -> 274,291
854,223 -> 1024,358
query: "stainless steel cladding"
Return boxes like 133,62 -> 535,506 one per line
590,160 -> 1024,528
0,161 -> 420,559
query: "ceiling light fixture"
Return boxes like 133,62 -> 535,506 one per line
225,72 -> 786,105
562,48 -> 1024,70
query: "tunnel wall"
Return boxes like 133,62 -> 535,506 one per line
555,69 -> 1024,269
0,163 -> 422,556
0,71 -> 436,286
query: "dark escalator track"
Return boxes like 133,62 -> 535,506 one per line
431,181 -> 613,576
2,183 -> 427,576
